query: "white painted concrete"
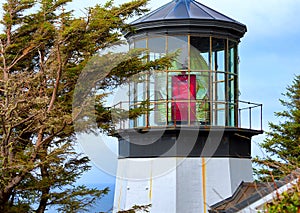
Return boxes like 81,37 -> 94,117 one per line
113,157 -> 253,213
229,158 -> 253,193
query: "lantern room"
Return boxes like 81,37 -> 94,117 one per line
127,35 -> 238,128
113,0 -> 262,131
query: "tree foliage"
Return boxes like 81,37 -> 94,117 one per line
262,180 -> 300,213
0,0 -> 172,212
254,75 -> 300,181
116,204 -> 151,213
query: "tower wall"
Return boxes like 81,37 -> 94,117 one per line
113,157 -> 253,213
111,0 -> 262,212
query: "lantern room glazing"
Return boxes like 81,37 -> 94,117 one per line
126,34 -> 239,128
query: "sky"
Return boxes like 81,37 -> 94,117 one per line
69,0 -> 300,186
1,0 -> 300,211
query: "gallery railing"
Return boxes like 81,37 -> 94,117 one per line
111,99 -> 263,131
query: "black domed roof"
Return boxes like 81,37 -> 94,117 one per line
126,0 -> 247,39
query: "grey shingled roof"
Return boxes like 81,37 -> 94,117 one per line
210,169 -> 300,213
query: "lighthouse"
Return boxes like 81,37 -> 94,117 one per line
112,0 -> 263,212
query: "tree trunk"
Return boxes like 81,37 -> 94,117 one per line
36,187 -> 50,213
36,159 -> 50,213
0,189 -> 12,211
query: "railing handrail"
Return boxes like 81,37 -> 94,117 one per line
110,99 -> 263,131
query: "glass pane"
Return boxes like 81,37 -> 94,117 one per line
215,72 -> 225,101
129,102 -> 137,128
135,39 -> 146,48
149,103 -> 167,126
228,40 -> 236,73
212,38 -> 226,71
228,102 -> 235,127
169,73 -> 196,125
129,39 -> 134,49
135,73 -> 147,102
129,119 -> 135,128
190,36 -> 210,70
167,71 -> 182,101
137,114 -> 146,127
191,71 -> 209,100
149,71 -> 167,101
228,74 -> 235,103
196,99 -> 210,125
134,39 -> 147,63
168,36 -> 188,70
149,70 -> 168,126
136,82 -> 145,101
148,36 -> 166,61
211,102 -> 216,126
129,72 -> 147,128
211,102 -> 225,126
129,82 -> 134,105
217,104 -> 225,126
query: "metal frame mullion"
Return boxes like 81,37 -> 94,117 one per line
166,34 -> 169,126
213,39 -> 218,125
188,34 -> 191,126
145,37 -> 149,127
209,36 -> 213,125
234,43 -> 239,127
225,39 -> 229,126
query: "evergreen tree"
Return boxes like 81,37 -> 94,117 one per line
0,0 -> 172,212
263,180 -> 300,213
254,75 -> 300,181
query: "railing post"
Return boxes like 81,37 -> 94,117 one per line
120,102 -> 123,129
205,99 -> 208,127
260,104 -> 263,131
174,100 -> 176,127
239,108 -> 241,128
249,107 -> 252,129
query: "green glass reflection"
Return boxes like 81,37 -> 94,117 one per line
149,71 -> 167,100
152,103 -> 167,126
228,74 -> 235,103
127,35 -> 240,128
152,71 -> 167,125
168,36 -> 188,70
228,103 -> 235,127
191,71 -> 209,100
196,100 -> 210,125
228,40 -> 236,73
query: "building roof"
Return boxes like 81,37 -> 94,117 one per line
131,0 -> 243,26
209,182 -> 269,213
125,0 -> 247,39
210,170 -> 300,213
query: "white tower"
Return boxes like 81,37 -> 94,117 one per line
112,0 -> 263,212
